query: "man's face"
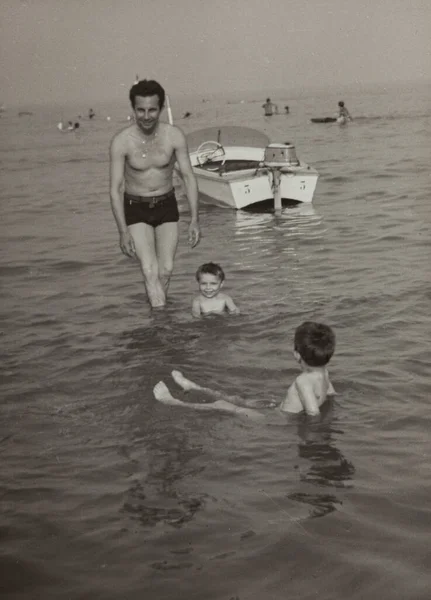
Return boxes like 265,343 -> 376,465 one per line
133,95 -> 161,133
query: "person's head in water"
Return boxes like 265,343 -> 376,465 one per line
338,101 -> 345,108
129,79 -> 166,110
195,262 -> 225,298
293,322 -> 336,367
196,262 -> 225,283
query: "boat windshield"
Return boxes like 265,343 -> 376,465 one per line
187,126 -> 270,152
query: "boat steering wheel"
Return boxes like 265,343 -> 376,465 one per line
196,141 -> 226,167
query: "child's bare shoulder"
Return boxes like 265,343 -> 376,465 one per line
295,371 -> 316,388
192,296 -> 202,312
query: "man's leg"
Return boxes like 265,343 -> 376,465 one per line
129,223 -> 166,308
155,222 -> 179,293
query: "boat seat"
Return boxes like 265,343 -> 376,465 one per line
196,159 -> 262,176
203,163 -> 221,172
226,160 -> 259,171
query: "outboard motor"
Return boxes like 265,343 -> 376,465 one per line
262,143 -> 300,212
263,143 -> 300,168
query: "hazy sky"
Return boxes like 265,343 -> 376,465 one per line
1,0 -> 430,106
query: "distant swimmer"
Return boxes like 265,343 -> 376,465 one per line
337,101 -> 352,123
284,105 -> 290,114
57,121 -> 80,132
182,111 -> 192,119
262,97 -> 278,116
88,108 -> 95,120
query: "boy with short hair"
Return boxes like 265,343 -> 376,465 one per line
192,262 -> 240,317
278,321 -> 336,416
154,321 -> 336,419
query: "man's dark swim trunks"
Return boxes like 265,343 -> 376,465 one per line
124,189 -> 179,228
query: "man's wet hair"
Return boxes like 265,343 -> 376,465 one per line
195,262 -> 225,282
129,79 -> 166,109
294,322 -> 336,367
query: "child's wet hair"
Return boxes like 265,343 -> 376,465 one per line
294,321 -> 335,367
195,262 -> 225,282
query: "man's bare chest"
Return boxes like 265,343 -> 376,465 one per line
126,146 -> 174,171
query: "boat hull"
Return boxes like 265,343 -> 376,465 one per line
190,146 -> 318,210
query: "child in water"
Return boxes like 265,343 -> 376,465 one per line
154,321 -> 336,419
192,262 -> 240,317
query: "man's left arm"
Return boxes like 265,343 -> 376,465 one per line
172,127 -> 200,247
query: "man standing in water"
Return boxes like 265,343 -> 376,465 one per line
110,79 -> 200,308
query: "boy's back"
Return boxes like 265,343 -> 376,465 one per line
278,368 -> 334,416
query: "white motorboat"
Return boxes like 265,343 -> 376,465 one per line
187,126 -> 319,210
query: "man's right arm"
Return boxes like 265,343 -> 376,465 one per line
109,135 -> 136,258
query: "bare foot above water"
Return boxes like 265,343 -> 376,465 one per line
153,382 -> 183,406
171,370 -> 201,391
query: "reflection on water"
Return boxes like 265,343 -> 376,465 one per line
121,430 -> 206,529
233,210 -> 274,229
234,201 -> 318,228
234,202 -> 323,239
288,403 -> 355,519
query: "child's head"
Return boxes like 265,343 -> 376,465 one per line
195,262 -> 225,297
294,322 -> 335,367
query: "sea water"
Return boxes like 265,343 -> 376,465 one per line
1,82 -> 430,599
